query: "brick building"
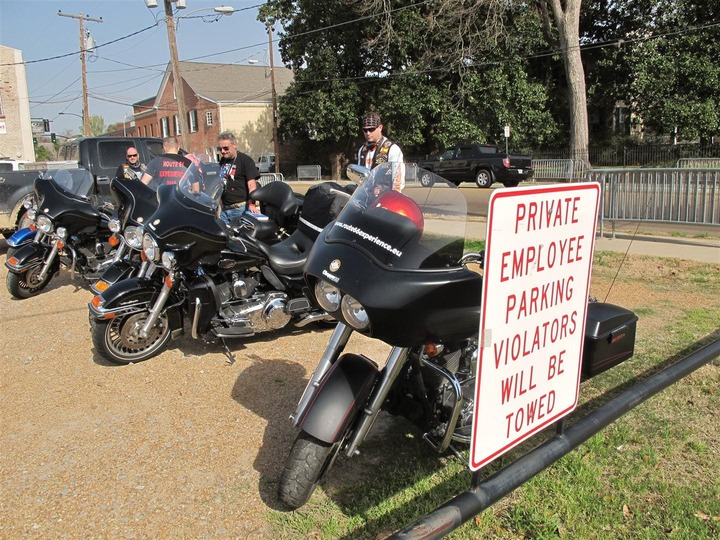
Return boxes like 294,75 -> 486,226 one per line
131,61 -> 293,160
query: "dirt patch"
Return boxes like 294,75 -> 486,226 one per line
0,245 -> 717,538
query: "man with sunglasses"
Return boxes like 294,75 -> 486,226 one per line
357,112 -> 405,191
217,131 -> 260,224
115,146 -> 146,181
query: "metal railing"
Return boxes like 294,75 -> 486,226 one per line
589,168 -> 720,233
677,158 -> 720,168
531,159 -> 588,181
258,173 -> 285,186
296,165 -> 321,180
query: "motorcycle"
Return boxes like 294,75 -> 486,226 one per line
90,175 -> 162,295
5,168 -> 117,299
91,172 -> 306,295
277,163 -> 639,509
88,158 -> 351,364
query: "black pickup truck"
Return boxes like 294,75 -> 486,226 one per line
417,143 -> 534,188
0,136 -> 162,237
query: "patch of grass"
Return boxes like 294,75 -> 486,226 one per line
269,255 -> 720,539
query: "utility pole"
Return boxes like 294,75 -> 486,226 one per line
268,25 -> 280,173
163,0 -> 190,151
58,11 -> 103,137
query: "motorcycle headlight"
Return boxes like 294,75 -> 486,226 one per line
108,218 -> 121,233
23,200 -> 34,210
26,208 -> 37,220
56,227 -> 68,239
314,280 -> 341,312
37,215 -> 53,234
124,226 -> 143,250
161,251 -> 176,270
341,294 -> 369,330
142,233 -> 160,261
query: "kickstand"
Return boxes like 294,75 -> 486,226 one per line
219,337 -> 236,365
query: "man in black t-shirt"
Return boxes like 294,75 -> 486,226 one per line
217,131 -> 260,224
115,146 -> 146,181
140,137 -> 191,190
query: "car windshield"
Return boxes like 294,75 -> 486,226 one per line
41,168 -> 94,197
176,157 -> 224,212
324,163 -> 469,270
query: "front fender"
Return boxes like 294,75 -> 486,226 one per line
299,353 -> 379,444
91,260 -> 140,294
88,277 -> 181,332
7,227 -> 36,248
5,242 -> 54,273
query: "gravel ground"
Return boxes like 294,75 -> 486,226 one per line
1,240 -> 717,539
0,249 -> 389,538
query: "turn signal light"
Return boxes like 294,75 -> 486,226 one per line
109,235 -> 120,247
94,280 -> 110,293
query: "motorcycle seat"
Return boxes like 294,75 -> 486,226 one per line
257,229 -> 314,275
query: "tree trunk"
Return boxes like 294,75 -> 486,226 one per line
546,0 -> 590,167
330,152 -> 348,181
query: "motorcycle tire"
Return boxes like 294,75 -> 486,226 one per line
278,431 -> 341,509
6,267 -> 53,299
91,310 -> 171,365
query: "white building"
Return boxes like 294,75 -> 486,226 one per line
0,45 -> 34,161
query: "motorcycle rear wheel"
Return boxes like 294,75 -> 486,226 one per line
91,310 -> 171,364
6,267 -> 53,299
278,431 -> 341,509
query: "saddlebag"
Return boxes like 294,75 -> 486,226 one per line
582,302 -> 638,378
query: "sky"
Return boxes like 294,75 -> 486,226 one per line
0,0 -> 280,135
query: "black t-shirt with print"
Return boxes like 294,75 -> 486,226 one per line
220,152 -> 260,205
144,153 -> 192,190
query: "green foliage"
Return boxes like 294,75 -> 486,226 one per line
88,115 -> 106,137
260,0 -> 561,158
34,145 -> 52,161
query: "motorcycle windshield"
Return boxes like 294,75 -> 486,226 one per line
325,163 -> 468,269
176,158 -> 223,213
41,168 -> 95,198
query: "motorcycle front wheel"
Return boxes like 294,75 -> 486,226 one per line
6,267 -> 53,299
278,431 -> 342,509
91,310 -> 171,364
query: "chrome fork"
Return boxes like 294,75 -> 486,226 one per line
291,322 -> 353,425
140,273 -> 173,338
37,239 -> 61,280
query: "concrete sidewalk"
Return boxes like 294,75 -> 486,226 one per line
464,219 -> 719,264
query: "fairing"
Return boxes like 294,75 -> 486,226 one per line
305,163 -> 483,347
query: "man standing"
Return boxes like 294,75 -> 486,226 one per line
140,137 -> 191,190
217,131 -> 260,224
357,112 -> 405,191
115,146 -> 146,181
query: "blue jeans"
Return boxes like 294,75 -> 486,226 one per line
220,204 -> 248,226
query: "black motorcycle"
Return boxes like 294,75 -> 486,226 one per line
88,158 -> 350,364
91,175 -> 162,295
5,168 -> 117,299
278,163 -> 638,509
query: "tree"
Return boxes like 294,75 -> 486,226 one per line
539,0 -> 589,162
88,115 -> 106,137
259,0 -> 561,174
628,1 -> 720,143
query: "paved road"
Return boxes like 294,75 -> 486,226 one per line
291,180 -> 719,264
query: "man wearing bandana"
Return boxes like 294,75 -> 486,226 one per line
357,112 -> 405,191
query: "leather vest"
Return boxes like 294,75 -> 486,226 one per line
359,137 -> 395,169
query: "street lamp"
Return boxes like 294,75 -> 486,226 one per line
59,112 -> 84,135
145,0 -> 235,151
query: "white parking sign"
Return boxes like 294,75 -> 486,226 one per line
470,183 -> 600,471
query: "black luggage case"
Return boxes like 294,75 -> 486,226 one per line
582,302 -> 638,378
